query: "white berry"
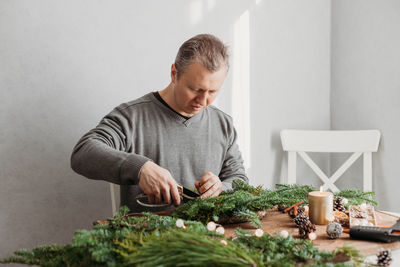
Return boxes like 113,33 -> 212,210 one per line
216,226 -> 225,234
280,230 -> 289,238
175,219 -> 185,228
207,221 -> 216,231
308,232 -> 317,241
255,229 -> 264,237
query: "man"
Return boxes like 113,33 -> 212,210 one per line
71,34 -> 248,212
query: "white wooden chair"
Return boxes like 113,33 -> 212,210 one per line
280,130 -> 381,192
110,183 -> 120,215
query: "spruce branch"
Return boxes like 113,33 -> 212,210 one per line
173,180 -> 378,227
1,180 -> 377,267
334,190 -> 378,208
117,229 -> 259,267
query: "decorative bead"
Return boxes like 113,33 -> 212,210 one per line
326,222 -> 343,239
308,232 -> 317,241
207,221 -> 216,231
175,219 -> 185,228
255,229 -> 264,237
280,230 -> 289,238
216,226 -> 225,234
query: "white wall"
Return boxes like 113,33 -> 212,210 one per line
248,0 -> 331,189
331,0 -> 400,212
1,0 -> 330,261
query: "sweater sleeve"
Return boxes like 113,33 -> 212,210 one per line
219,127 -> 249,191
70,107 -> 150,185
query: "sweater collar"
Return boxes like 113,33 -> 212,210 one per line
147,93 -> 205,126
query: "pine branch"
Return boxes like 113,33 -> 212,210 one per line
335,190 -> 378,208
116,229 -> 259,267
2,180 -> 377,267
173,180 -> 378,227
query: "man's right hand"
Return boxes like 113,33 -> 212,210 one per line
138,161 -> 181,206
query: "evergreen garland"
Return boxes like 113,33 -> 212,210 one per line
1,209 -> 363,267
115,226 -> 360,267
173,180 -> 377,227
115,230 -> 257,267
1,181 -> 378,267
1,209 -> 213,267
232,228 -> 334,266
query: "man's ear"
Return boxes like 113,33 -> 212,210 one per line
171,64 -> 177,84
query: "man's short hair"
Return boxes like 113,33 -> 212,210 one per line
174,34 -> 229,79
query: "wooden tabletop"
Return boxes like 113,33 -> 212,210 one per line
223,209 -> 400,256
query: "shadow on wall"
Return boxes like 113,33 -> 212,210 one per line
371,135 -> 385,205
270,130 -> 285,185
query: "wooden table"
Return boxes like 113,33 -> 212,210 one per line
223,209 -> 400,256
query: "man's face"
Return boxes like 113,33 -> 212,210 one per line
170,61 -> 227,117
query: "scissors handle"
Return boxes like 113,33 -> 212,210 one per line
135,193 -> 173,208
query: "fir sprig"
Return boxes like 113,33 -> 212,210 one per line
115,226 -> 361,267
0,245 -> 100,267
116,229 -> 257,267
1,181 -> 378,267
232,228 -> 336,266
0,212 -> 212,267
173,180 -> 378,227
334,190 -> 377,208
333,246 -> 365,267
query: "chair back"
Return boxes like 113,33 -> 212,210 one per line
280,129 -> 381,192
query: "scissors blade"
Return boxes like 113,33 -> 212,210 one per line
182,186 -> 200,199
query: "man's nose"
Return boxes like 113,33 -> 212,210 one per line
197,93 -> 208,106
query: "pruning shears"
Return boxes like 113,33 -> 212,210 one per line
136,184 -> 200,208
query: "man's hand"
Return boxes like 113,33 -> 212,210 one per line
138,161 -> 181,206
195,172 -> 222,199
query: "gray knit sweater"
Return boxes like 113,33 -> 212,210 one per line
71,92 -> 248,212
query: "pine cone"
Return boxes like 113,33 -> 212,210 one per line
294,213 -> 308,227
297,206 -> 306,214
288,206 -> 306,218
298,220 -> 316,239
377,249 -> 392,266
326,222 -> 343,239
278,205 -> 287,212
334,197 -> 346,212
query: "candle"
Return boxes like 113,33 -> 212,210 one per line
308,186 -> 333,225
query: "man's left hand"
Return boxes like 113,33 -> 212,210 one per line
195,172 -> 222,199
